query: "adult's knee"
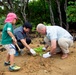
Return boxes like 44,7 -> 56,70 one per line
58,38 -> 69,49
26,38 -> 31,44
44,37 -> 50,45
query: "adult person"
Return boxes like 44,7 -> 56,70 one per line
36,23 -> 73,59
14,22 -> 36,56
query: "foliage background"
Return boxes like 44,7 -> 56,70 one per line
0,0 -> 76,31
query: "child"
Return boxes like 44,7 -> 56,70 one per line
1,12 -> 20,71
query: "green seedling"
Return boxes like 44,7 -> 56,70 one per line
34,46 -> 45,56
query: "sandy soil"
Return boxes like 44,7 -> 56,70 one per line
0,37 -> 76,75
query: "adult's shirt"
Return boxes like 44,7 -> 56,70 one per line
1,22 -> 13,45
46,26 -> 73,41
14,26 -> 26,41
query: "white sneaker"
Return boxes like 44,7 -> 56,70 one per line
30,49 -> 36,55
43,52 -> 51,58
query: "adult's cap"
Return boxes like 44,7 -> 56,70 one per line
5,12 -> 18,23
23,22 -> 32,29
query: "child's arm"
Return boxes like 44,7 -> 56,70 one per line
7,31 -> 17,44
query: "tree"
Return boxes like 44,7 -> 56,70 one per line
0,0 -> 29,23
55,0 -> 62,27
66,1 -> 76,23
28,0 -> 50,25
46,0 -> 55,25
64,0 -> 69,30
66,1 -> 76,31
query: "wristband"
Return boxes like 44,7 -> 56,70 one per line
12,37 -> 14,40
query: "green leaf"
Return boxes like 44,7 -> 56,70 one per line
34,46 -> 45,56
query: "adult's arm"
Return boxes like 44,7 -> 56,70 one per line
20,39 -> 31,50
50,39 -> 57,54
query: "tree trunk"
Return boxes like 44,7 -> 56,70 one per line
64,0 -> 69,31
20,0 -> 27,22
7,0 -> 14,12
47,0 -> 55,25
56,0 -> 62,27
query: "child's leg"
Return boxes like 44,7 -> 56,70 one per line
3,45 -> 11,62
4,53 -> 10,66
3,44 -> 20,71
10,54 -> 15,66
6,53 -> 10,62
3,44 -> 16,65
8,44 -> 16,66
8,44 -> 21,71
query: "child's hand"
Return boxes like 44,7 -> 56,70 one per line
12,37 -> 17,44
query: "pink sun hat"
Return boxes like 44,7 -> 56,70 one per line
5,12 -> 18,23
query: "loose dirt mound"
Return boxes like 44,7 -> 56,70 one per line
0,37 -> 76,75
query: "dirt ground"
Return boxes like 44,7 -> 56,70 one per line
0,36 -> 76,75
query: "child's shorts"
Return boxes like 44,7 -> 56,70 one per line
3,44 -> 16,55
